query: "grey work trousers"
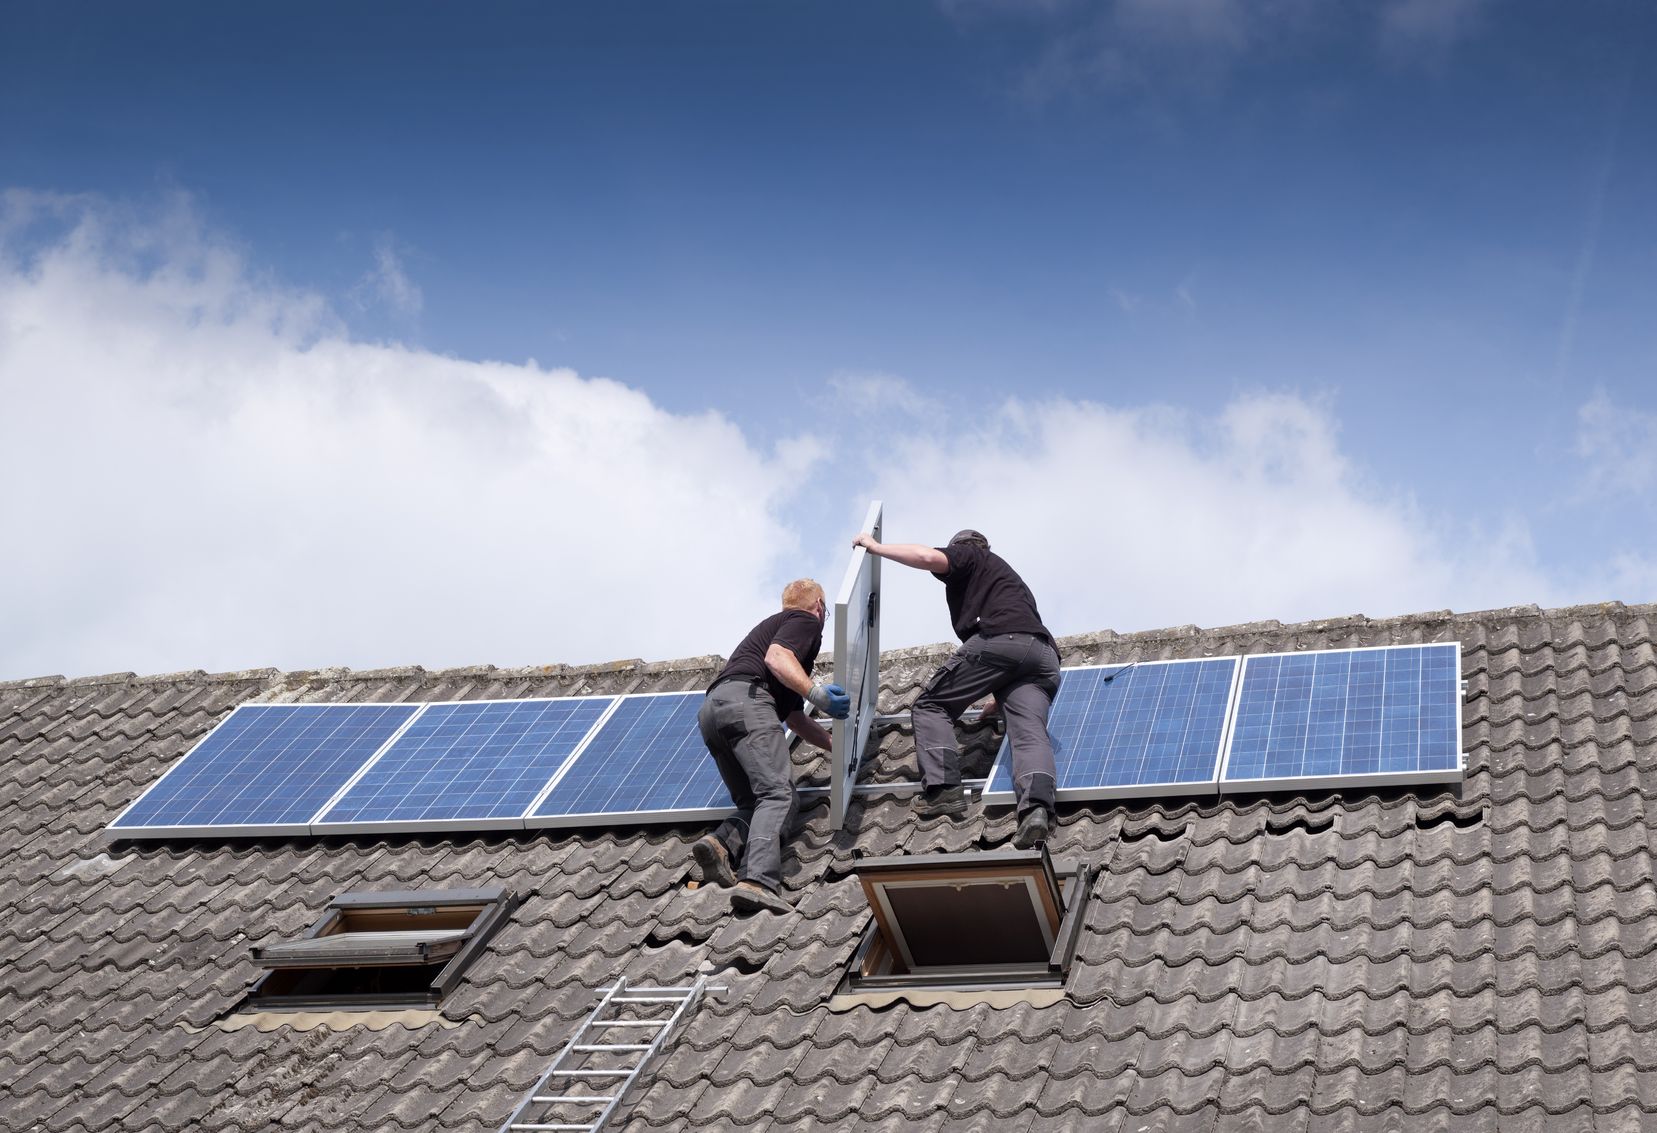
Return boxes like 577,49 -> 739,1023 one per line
697,680 -> 798,893
912,632 -> 1061,815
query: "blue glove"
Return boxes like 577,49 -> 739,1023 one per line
808,682 -> 852,720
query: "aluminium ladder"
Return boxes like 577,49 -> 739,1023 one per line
498,977 -> 715,1133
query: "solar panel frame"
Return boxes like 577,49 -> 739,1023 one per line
523,690 -> 738,830
830,499 -> 883,831
307,694 -> 618,835
981,656 -> 1243,806
107,701 -> 423,840
1217,642 -> 1463,794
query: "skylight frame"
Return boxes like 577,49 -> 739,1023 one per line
848,849 -> 1090,990
245,886 -> 518,1011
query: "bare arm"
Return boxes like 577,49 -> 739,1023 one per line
768,644 -> 837,748
785,708 -> 834,750
764,642 -> 815,697
852,534 -> 948,573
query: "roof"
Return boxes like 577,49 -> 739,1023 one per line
2,600 -> 1653,1131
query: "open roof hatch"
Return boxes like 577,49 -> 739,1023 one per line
246,886 -> 518,1010
847,847 -> 1093,990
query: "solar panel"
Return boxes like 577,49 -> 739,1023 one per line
1219,643 -> 1462,793
525,692 -> 735,828
311,696 -> 616,834
830,500 -> 883,831
108,702 -> 420,839
108,642 -> 1464,841
982,657 -> 1241,805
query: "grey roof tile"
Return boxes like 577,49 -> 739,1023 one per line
7,604 -> 1657,1129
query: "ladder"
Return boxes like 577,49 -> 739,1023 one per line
498,977 -> 715,1133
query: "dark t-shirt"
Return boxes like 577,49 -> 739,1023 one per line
710,608 -> 823,719
932,544 -> 1052,644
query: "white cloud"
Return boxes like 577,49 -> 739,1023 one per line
1107,282 -> 1196,316
828,372 -> 942,418
1378,0 -> 1490,65
1011,0 -> 1324,100
1576,390 -> 1657,499
1605,552 -> 1657,604
1112,0 -> 1251,52
0,192 -> 814,677
352,233 -> 423,318
822,380 -> 1581,650
977,0 -> 1491,101
940,0 -> 1077,19
1107,287 -> 1142,314
0,193 -> 1643,680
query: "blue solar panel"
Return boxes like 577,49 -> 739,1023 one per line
1220,643 -> 1461,791
110,703 -> 419,837
312,697 -> 615,832
526,692 -> 734,826
983,657 -> 1241,804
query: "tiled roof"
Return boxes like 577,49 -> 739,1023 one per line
2,601 -> 1655,1131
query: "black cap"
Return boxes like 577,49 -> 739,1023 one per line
948,529 -> 990,550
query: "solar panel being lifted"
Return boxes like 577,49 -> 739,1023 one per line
312,696 -> 616,834
1219,642 -> 1461,793
525,692 -> 735,828
982,657 -> 1241,805
830,500 -> 883,832
109,703 -> 420,839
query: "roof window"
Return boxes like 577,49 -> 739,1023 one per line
245,887 -> 517,1011
845,848 -> 1093,991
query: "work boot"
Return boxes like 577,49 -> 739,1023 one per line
1013,806 -> 1053,849
916,784 -> 968,819
730,880 -> 793,915
692,835 -> 736,887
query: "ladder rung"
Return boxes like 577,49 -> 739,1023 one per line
499,980 -> 707,1133
621,986 -> 696,994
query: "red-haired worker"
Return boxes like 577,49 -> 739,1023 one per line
694,579 -> 849,914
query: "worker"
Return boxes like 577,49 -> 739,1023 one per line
852,529 -> 1060,847
694,579 -> 849,914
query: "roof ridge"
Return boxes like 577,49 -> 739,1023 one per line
8,600 -> 1656,689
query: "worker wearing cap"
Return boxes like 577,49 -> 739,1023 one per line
852,529 -> 1060,847
694,579 -> 849,914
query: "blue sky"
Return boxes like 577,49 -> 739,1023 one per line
1,1 -> 1654,677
